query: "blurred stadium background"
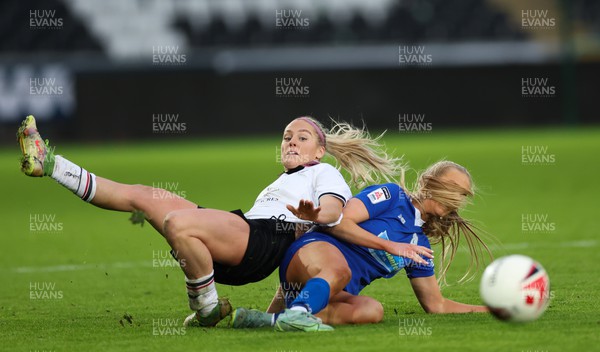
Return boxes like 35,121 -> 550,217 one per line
0,0 -> 598,142
2,1 -> 600,351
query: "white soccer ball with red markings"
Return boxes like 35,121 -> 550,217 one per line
480,254 -> 551,322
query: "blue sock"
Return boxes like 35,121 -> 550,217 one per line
290,278 -> 330,314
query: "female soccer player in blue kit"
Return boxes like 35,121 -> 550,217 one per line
232,161 -> 492,331
18,115 -> 427,329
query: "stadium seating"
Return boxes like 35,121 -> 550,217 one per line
0,0 -> 102,53
2,0 -> 599,60
0,0 -> 531,59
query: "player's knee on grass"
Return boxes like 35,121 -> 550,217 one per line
320,296 -> 383,325
364,300 -> 384,324
351,298 -> 384,324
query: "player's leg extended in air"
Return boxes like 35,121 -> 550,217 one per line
17,115 -> 244,326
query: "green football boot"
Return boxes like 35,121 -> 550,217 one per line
183,298 -> 232,327
230,307 -> 272,329
17,115 -> 55,177
274,309 -> 334,332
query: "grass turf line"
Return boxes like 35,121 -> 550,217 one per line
0,127 -> 599,351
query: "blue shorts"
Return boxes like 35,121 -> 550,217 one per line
279,232 -> 388,297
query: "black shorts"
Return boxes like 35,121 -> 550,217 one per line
172,208 -> 297,286
213,210 -> 297,285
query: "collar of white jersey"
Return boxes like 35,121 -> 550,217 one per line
284,161 -> 320,175
413,207 -> 425,227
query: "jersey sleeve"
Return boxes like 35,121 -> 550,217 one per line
353,183 -> 400,219
405,234 -> 435,278
313,164 -> 353,206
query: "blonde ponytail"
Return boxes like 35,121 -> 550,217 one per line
296,117 -> 404,188
406,161 -> 493,286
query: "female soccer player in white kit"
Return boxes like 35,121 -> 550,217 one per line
17,115 -> 427,329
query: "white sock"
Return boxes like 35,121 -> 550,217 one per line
186,271 -> 218,316
290,305 -> 309,313
271,313 -> 277,326
50,156 -> 97,202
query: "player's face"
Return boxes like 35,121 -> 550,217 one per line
281,119 -> 325,170
424,168 -> 472,218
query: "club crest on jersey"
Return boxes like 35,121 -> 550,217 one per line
367,186 -> 391,204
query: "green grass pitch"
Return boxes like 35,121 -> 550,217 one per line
1,127 -> 599,351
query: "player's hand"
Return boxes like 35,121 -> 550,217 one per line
385,242 -> 434,266
287,199 -> 321,223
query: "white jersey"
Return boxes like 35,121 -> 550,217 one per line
245,163 -> 352,223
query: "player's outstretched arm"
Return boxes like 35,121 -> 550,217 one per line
286,195 -> 344,225
325,198 -> 433,265
409,276 -> 488,313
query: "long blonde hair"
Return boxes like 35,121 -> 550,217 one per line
403,161 -> 492,286
296,116 -> 403,188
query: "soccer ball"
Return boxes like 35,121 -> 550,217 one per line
480,254 -> 551,322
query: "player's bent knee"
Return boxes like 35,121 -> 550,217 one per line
370,300 -> 384,323
322,266 -> 352,289
338,266 -> 352,285
162,210 -> 189,241
356,300 -> 384,324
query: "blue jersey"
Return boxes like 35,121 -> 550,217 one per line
279,183 -> 434,296
351,183 -> 434,280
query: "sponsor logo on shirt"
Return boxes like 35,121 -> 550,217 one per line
367,186 -> 391,204
368,230 -> 404,275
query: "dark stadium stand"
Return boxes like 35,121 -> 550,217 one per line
0,0 -> 102,53
0,0 -> 598,141
1,0 -> 599,55
174,0 -> 527,48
